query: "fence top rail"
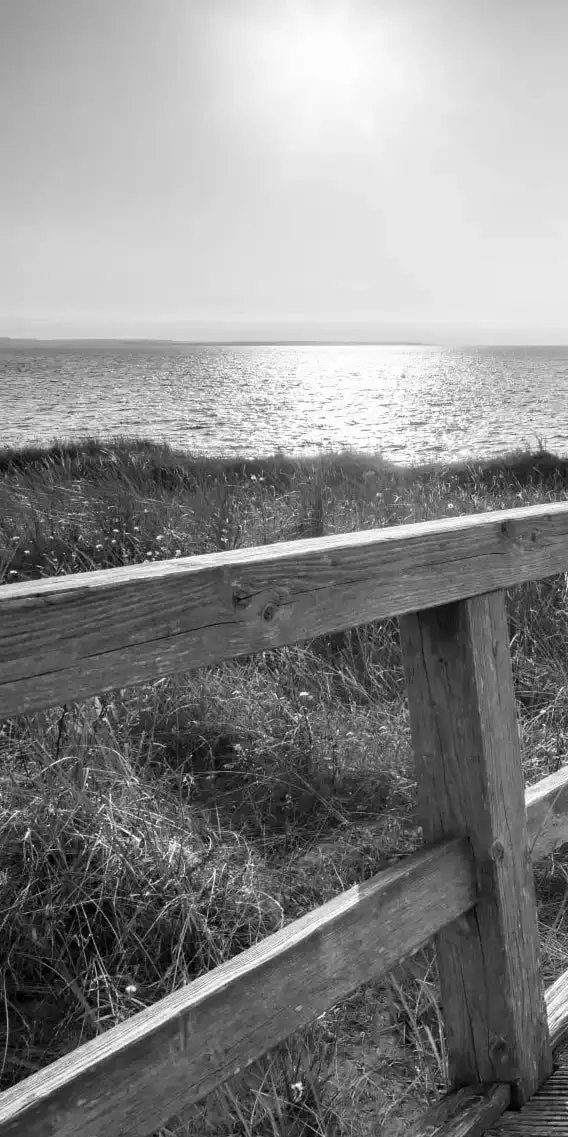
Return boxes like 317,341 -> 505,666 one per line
4,499 -> 568,602
2,500 -> 568,716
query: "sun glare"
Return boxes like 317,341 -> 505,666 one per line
250,6 -> 407,141
286,16 -> 364,97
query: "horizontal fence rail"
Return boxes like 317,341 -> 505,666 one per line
545,968 -> 568,1050
0,839 -> 476,1137
0,770 -> 566,1137
525,767 -> 568,861
3,502 -> 568,1136
2,501 -> 568,717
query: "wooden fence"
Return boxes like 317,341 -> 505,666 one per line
2,500 -> 568,1136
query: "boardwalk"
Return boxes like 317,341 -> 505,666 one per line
489,1053 -> 568,1134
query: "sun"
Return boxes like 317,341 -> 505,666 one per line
284,13 -> 365,99
249,5 -> 404,140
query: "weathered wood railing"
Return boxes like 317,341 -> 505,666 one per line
3,501 -> 568,1136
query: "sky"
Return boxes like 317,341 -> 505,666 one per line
1,0 -> 568,344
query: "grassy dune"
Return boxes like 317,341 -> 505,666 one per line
2,438 -> 568,1136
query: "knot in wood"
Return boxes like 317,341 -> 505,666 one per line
262,602 -> 277,621
231,583 -> 250,610
490,839 -> 505,862
489,1034 -> 510,1068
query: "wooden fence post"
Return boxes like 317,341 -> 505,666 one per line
399,590 -> 552,1107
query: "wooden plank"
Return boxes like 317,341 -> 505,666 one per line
400,592 -> 553,1107
324,764 -> 568,869
0,838 -> 476,1137
412,1083 -> 511,1137
526,767 -> 568,862
546,967 -> 568,1051
404,963 -> 568,1137
486,1066 -> 568,1133
2,501 -> 568,717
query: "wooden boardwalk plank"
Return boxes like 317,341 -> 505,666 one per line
3,501 -> 568,716
410,967 -> 568,1136
487,1066 -> 568,1133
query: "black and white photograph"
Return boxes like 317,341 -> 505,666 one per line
2,3 -> 568,1134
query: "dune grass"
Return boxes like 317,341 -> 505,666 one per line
2,437 -> 568,1135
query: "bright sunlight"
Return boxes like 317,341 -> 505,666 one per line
246,3 -> 410,143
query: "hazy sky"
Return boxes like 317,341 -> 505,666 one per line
1,0 -> 567,342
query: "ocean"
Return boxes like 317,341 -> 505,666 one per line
1,342 -> 568,465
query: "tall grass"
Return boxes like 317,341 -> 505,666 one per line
2,437 -> 568,1135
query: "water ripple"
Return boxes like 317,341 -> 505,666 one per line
1,343 -> 567,464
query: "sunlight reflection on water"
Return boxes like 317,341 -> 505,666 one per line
1,343 -> 568,464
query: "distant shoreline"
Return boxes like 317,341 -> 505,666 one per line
3,338 -> 568,350
0,338 -> 429,348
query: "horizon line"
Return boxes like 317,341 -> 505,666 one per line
0,336 -> 430,346
3,336 -> 568,349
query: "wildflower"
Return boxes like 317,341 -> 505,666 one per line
113,528 -> 119,533
23,549 -> 30,555
125,984 -> 137,995
8,569 -> 18,575
250,474 -> 257,481
174,549 -> 182,556
133,526 -> 140,532
298,691 -> 313,700
95,544 -> 103,550
111,539 -> 116,545
155,534 -> 164,541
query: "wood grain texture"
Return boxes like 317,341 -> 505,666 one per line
412,1083 -> 511,1137
525,767 -> 568,861
400,592 -> 553,1106
0,838 -> 475,1137
410,968 -> 568,1137
486,1066 -> 568,1134
545,967 -> 568,1051
2,501 -> 568,717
